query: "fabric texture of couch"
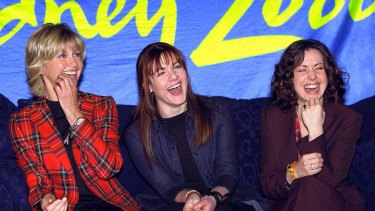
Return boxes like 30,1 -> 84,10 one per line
0,93 -> 374,210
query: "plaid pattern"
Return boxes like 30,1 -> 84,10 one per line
295,115 -> 302,141
9,92 -> 139,211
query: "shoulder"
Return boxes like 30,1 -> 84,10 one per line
125,118 -> 140,131
261,104 -> 290,118
10,99 -> 43,120
326,103 -> 362,123
78,92 -> 116,106
124,118 -> 141,138
197,95 -> 230,112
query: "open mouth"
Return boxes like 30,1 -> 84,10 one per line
168,83 -> 182,95
304,84 -> 319,94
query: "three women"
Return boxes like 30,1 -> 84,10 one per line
10,23 -> 363,211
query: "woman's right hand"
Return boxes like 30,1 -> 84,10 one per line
183,192 -> 201,211
295,152 -> 323,178
41,193 -> 68,211
301,98 -> 325,141
54,72 -> 83,125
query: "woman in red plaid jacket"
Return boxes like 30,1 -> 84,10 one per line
8,23 -> 139,211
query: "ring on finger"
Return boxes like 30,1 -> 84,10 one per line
311,163 -> 316,170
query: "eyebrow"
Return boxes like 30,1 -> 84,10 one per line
299,62 -> 324,67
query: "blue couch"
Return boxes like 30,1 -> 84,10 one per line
1,93 -> 374,210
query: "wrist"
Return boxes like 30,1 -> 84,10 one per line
207,191 -> 223,205
185,189 -> 201,202
287,161 -> 298,181
70,117 -> 85,130
308,128 -> 323,141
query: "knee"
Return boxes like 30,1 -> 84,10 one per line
295,175 -> 322,189
291,176 -> 331,198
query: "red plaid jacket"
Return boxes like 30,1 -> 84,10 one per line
9,92 -> 139,211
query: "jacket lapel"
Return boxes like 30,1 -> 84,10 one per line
29,98 -> 72,171
78,92 -> 94,121
284,108 -> 300,159
323,103 -> 334,132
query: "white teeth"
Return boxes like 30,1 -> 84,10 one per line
168,84 -> 180,90
304,84 -> 318,89
63,71 -> 76,75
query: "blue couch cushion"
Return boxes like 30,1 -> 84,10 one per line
0,93 -> 17,159
0,159 -> 30,211
214,96 -> 272,194
0,94 -> 30,209
116,104 -> 149,196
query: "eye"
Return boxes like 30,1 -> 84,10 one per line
155,69 -> 165,76
57,52 -> 67,58
73,51 -> 82,58
174,63 -> 182,69
295,67 -> 306,72
315,65 -> 325,71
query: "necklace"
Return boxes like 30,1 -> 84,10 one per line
63,133 -> 70,145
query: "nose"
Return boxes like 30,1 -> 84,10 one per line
68,56 -> 78,67
307,68 -> 317,80
169,69 -> 178,81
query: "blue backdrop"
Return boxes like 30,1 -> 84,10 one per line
1,0 -> 374,106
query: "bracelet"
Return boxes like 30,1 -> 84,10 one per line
287,161 -> 298,181
207,191 -> 223,204
70,117 -> 85,130
185,189 -> 201,201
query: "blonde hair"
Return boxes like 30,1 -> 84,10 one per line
26,23 -> 86,97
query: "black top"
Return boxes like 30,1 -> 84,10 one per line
164,111 -> 209,194
47,100 -> 121,211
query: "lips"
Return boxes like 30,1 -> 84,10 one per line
63,71 -> 77,76
304,83 -> 319,94
168,83 -> 180,90
168,83 -> 182,96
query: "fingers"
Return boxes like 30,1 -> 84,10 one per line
46,197 -> 68,211
192,196 -> 215,211
297,153 -> 324,177
41,193 -> 57,210
301,98 -> 325,141
303,98 -> 322,109
53,73 -> 81,118
55,73 -> 75,92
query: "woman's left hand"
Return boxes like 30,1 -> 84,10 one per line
301,98 -> 325,141
295,152 -> 324,178
191,195 -> 216,211
54,73 -> 83,124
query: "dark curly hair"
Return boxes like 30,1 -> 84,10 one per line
271,39 -> 347,110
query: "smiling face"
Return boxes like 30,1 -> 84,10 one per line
293,49 -> 328,105
148,55 -> 187,118
41,47 -> 83,100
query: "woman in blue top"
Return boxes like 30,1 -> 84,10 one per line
124,42 -> 262,211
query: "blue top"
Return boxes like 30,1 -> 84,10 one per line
125,96 -> 239,208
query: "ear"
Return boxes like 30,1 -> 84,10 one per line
149,84 -> 153,93
40,66 -> 46,75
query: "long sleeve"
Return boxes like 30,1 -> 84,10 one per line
9,113 -> 53,207
211,102 -> 239,194
260,107 -> 290,200
69,96 -> 123,179
297,104 -> 362,187
124,123 -> 184,203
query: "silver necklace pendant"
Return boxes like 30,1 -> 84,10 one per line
64,134 -> 70,145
